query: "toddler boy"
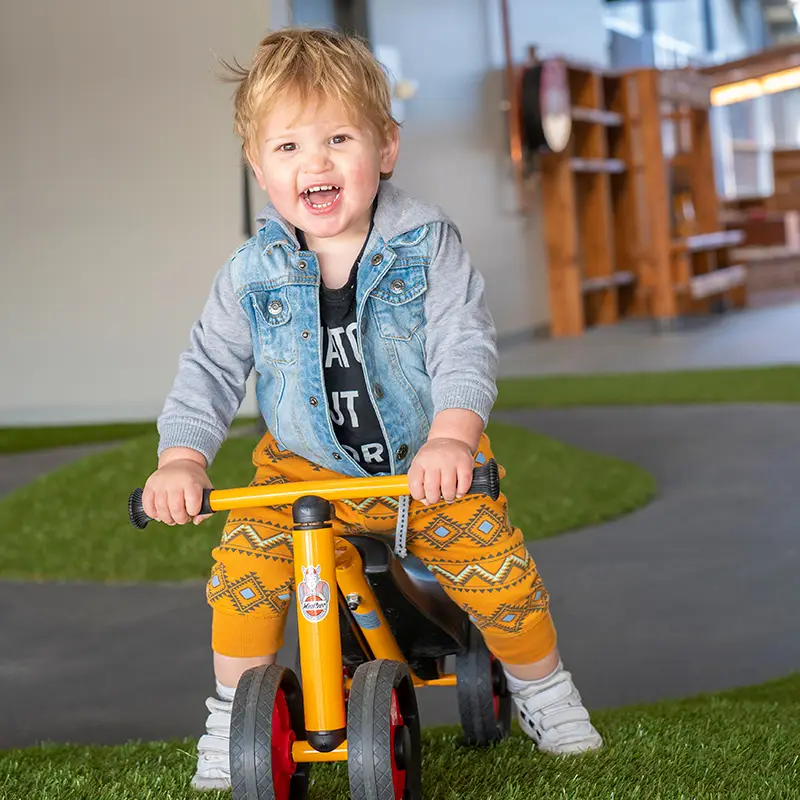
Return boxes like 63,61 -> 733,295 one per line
142,27 -> 602,791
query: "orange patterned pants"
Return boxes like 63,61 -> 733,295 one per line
207,431 -> 556,665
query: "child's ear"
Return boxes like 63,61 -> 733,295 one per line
379,125 -> 400,178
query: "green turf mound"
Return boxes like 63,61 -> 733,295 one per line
0,421 -> 654,582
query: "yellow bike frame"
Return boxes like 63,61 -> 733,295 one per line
130,461 -> 501,761
203,475 -> 458,759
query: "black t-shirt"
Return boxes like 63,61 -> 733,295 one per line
297,228 -> 390,475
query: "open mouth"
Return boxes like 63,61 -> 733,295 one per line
301,184 -> 341,210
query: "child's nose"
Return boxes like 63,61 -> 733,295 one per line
303,148 -> 333,173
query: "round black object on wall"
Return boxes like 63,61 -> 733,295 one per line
520,59 -> 572,153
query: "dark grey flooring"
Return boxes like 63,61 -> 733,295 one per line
0,443 -> 116,498
1,405 -> 798,749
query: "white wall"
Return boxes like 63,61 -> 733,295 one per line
0,0 -> 268,424
368,0 -> 608,342
1,0 -> 609,425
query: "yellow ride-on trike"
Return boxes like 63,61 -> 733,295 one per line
128,459 -> 510,800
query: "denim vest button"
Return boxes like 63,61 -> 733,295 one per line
332,452 -> 342,460
301,330 -> 311,340
389,279 -> 405,294
309,396 -> 319,407
371,253 -> 384,266
298,260 -> 308,270
374,383 -> 384,399
396,444 -> 409,460
268,300 -> 283,315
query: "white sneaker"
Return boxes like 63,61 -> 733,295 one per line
508,661 -> 603,755
191,694 -> 232,791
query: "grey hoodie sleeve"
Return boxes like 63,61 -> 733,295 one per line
423,222 -> 499,426
156,256 -> 254,466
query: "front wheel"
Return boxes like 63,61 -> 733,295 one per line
230,664 -> 309,800
455,624 -> 512,746
347,659 -> 422,800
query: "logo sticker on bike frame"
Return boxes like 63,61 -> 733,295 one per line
298,564 -> 330,623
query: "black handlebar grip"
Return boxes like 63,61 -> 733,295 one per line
467,458 -> 500,501
127,488 -> 214,529
128,488 -> 150,529
199,489 -> 213,515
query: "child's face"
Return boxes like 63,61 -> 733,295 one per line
248,95 -> 399,242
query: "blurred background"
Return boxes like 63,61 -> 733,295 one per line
4,0 -> 800,427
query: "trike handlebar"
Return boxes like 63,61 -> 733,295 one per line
127,458 -> 501,529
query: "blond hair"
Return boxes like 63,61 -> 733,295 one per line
222,27 -> 398,158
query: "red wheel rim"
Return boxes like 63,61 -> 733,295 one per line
390,689 -> 406,799
272,688 -> 297,800
489,655 -> 500,718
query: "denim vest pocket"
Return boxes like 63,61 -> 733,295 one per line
248,288 -> 297,365
370,263 -> 427,341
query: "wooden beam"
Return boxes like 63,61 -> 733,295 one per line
701,42 -> 800,86
636,69 -> 677,320
541,152 -> 584,337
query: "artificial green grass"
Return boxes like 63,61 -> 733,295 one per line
4,366 -> 800,455
495,365 -> 800,408
0,421 -> 156,454
0,417 -> 255,455
0,421 -> 654,582
3,673 -> 798,800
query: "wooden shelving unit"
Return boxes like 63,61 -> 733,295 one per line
625,67 -> 748,320
539,64 -> 749,336
540,62 -> 638,337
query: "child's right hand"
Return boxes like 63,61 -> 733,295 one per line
142,448 -> 213,526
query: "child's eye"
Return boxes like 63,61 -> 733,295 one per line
329,135 -> 349,145
277,142 -> 297,152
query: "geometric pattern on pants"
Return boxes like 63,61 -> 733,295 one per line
207,430 -> 556,664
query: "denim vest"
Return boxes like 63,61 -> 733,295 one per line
231,205 -> 436,477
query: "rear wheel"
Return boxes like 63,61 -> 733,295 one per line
455,624 -> 512,746
347,659 -> 422,800
230,664 -> 309,800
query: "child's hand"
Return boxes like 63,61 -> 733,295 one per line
142,449 -> 213,526
408,437 -> 475,505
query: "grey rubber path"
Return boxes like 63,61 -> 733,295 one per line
1,405 -> 798,750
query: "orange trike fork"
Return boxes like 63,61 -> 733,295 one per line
291,496 -> 348,752
292,495 -> 411,755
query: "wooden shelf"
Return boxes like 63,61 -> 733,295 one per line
688,264 -> 747,299
671,230 -> 746,253
570,157 -> 626,174
582,271 -> 636,292
540,62 -> 638,336
623,67 -> 749,318
571,107 -> 623,125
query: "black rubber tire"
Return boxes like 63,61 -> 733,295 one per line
455,624 -> 512,746
347,659 -> 422,800
230,664 -> 310,800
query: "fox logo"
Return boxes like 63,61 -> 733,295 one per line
298,564 -> 330,623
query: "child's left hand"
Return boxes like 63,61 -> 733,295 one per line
407,437 -> 475,505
